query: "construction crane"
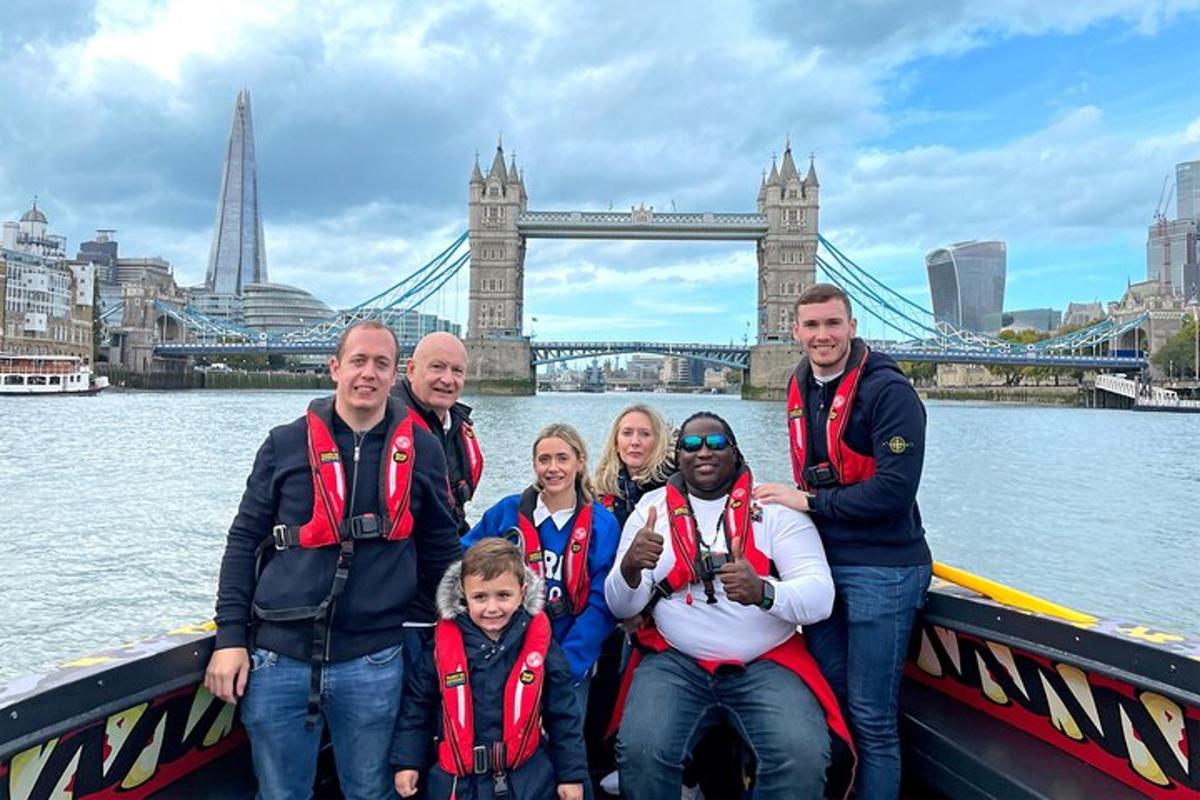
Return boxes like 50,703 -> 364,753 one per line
1153,174 -> 1176,290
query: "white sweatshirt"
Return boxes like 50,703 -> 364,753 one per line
604,486 -> 835,663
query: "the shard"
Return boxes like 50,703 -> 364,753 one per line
205,89 -> 267,295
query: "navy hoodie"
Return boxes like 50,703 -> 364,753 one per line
802,342 -> 932,567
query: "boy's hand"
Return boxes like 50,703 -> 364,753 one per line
557,783 -> 583,800
394,770 -> 419,797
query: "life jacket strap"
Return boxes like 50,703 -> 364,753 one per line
304,538 -> 356,727
272,513 -> 385,549
637,577 -> 675,618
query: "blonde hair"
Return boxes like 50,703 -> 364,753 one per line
593,404 -> 673,496
532,423 -> 596,503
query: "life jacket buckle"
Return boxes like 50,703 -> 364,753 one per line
345,513 -> 381,540
803,462 -> 840,488
272,524 -> 293,551
699,552 -> 731,580
472,744 -> 490,774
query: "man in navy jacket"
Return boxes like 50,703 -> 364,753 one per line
205,320 -> 461,800
755,284 -> 932,800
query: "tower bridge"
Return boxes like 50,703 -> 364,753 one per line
150,139 -> 1156,395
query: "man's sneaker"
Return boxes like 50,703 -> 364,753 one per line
600,770 -> 620,795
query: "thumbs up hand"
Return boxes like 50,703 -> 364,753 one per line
717,536 -> 766,606
620,505 -> 663,587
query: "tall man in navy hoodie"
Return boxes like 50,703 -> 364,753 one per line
205,320 -> 461,800
755,283 -> 932,800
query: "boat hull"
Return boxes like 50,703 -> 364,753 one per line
2,585 -> 1197,799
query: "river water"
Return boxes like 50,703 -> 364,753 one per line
1,390 -> 1196,681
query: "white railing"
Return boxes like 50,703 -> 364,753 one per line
1094,374 -> 1200,409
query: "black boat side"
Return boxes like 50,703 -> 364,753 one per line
3,583 -> 1198,799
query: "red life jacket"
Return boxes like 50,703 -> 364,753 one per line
407,408 -> 484,504
460,419 -> 484,492
660,467 -> 765,598
435,612 -> 553,777
515,487 -> 593,616
295,400 -> 416,546
787,338 -> 876,490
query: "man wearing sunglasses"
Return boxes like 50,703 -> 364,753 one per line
755,283 -> 932,800
605,412 -> 855,800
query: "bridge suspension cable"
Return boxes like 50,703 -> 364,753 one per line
815,237 -> 1145,357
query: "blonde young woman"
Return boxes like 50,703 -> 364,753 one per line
462,423 -> 620,689
593,404 -> 674,530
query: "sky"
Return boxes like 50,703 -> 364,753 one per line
3,0 -> 1200,342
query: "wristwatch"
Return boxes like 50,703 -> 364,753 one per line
757,579 -> 776,611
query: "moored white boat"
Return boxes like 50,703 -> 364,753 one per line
0,353 -> 108,395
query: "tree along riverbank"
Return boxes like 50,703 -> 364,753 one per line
918,385 -> 1081,405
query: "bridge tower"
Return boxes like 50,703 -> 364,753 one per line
466,142 -> 535,393
756,143 -> 819,342
468,142 -> 527,337
745,143 -> 819,398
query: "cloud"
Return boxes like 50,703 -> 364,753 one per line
3,0 -> 1200,342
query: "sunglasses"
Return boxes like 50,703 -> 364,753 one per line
678,433 -> 731,453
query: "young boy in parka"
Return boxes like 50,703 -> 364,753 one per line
392,538 -> 588,800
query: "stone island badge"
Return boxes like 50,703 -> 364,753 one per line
887,436 -> 912,454
444,671 -> 466,688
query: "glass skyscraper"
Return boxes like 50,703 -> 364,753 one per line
204,89 -> 267,296
1178,160 -> 1200,224
925,240 -> 1006,333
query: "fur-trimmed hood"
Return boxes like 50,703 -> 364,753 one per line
435,560 -> 546,620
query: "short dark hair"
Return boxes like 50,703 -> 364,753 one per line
334,320 -> 401,362
795,283 -> 853,319
462,538 -> 526,585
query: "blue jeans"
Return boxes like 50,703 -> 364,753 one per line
240,643 -> 405,800
803,563 -> 932,800
617,648 -> 831,799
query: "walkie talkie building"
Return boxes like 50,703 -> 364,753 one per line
925,241 -> 1006,333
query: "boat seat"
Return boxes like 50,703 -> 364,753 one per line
901,680 -> 1144,800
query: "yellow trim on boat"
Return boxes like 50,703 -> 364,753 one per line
933,562 -> 1099,625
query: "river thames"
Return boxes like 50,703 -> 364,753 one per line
1,389 -> 1196,680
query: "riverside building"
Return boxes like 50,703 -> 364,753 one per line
1,202 -> 95,360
